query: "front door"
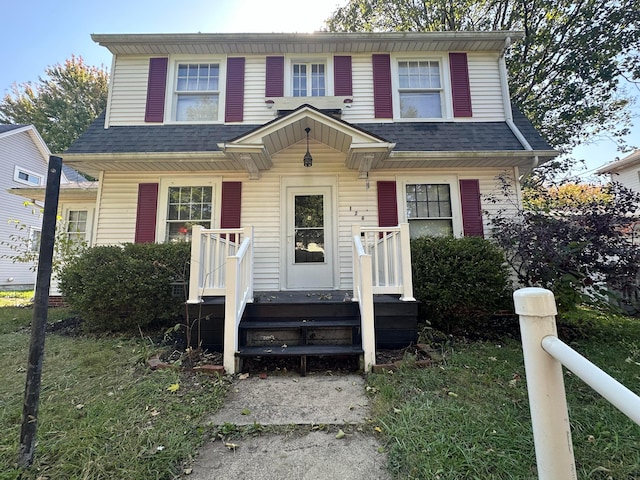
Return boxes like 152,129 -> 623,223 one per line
285,185 -> 335,289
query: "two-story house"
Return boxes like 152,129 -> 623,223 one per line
62,32 -> 557,373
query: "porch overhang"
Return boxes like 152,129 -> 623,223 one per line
217,105 -> 395,179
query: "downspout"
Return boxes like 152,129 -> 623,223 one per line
498,38 -> 539,178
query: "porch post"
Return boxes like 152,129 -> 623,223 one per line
360,253 -> 376,371
187,225 -> 203,303
399,223 -> 415,301
224,255 -> 239,374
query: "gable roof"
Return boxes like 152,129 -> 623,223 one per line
596,149 -> 640,175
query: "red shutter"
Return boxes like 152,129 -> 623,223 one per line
221,182 -> 242,228
334,55 -> 353,96
265,56 -> 284,97
225,57 -> 245,122
449,53 -> 473,118
459,179 -> 484,237
144,58 -> 168,123
372,54 -> 393,119
135,183 -> 159,243
377,181 -> 398,227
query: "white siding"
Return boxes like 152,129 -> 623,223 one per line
93,143 -> 519,291
468,52 -> 505,121
0,131 -> 48,288
612,167 -> 640,194
342,54 -> 375,122
243,56 -> 276,124
107,56 -> 151,126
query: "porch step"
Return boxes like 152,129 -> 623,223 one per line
237,345 -> 364,357
240,317 -> 361,329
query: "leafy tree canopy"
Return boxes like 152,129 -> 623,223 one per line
325,0 -> 639,154
0,55 -> 108,154
524,182 -> 612,210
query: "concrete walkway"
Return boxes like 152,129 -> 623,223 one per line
185,373 -> 391,480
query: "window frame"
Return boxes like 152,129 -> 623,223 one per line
157,176 -> 221,243
166,56 -> 227,123
14,166 -> 43,186
397,175 -> 463,237
391,54 -> 452,121
285,56 -> 334,97
61,204 -> 94,246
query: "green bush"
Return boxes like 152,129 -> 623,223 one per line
58,242 -> 191,332
410,236 -> 512,334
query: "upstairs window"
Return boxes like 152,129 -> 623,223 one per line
398,60 -> 442,118
292,62 -> 326,97
175,63 -> 220,121
406,183 -> 453,237
14,166 -> 43,186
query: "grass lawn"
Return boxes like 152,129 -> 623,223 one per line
0,301 -> 228,480
369,308 -> 640,479
2,294 -> 639,479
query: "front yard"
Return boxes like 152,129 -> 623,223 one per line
1,293 -> 639,479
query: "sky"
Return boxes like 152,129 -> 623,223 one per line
1,0 -> 637,179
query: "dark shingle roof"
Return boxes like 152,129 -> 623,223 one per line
0,124 -> 28,134
511,106 -> 554,151
66,109 -> 554,155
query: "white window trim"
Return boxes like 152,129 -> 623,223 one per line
62,205 -> 95,245
285,56 -> 334,97
391,54 -> 452,121
157,176 -> 221,243
165,55 -> 227,124
397,175 -> 463,237
14,166 -> 44,186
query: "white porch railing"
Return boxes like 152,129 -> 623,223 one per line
352,223 -> 415,372
188,225 -> 254,374
354,224 -> 415,301
352,230 -> 376,371
514,287 -> 640,480
188,226 -> 252,303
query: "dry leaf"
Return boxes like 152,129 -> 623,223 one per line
167,383 -> 180,392
239,373 -> 250,380
225,442 -> 239,450
335,429 -> 345,439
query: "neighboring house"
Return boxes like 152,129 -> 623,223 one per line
0,125 -> 55,290
60,31 -> 556,373
596,149 -> 640,193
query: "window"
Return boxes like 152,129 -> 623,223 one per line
166,186 -> 213,242
292,62 -> 326,97
397,60 -> 442,118
406,183 -> 453,237
14,166 -> 43,186
29,228 -> 41,253
66,210 -> 88,243
175,63 -> 219,121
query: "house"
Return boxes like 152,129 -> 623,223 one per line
596,149 -> 640,193
59,31 -> 556,373
0,125 -> 85,290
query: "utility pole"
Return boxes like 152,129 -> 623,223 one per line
18,155 -> 62,467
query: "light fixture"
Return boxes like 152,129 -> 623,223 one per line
303,127 -> 313,167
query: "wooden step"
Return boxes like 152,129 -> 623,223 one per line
239,317 -> 360,330
237,344 -> 363,357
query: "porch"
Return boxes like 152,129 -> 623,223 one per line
187,224 -> 417,374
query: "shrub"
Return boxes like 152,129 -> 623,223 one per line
410,236 -> 512,334
58,242 -> 191,332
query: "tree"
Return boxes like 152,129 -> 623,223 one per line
325,0 -> 639,154
486,175 -> 640,312
0,56 -> 108,153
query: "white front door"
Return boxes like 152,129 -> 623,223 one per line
285,185 -> 335,289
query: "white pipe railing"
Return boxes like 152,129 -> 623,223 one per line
223,230 -> 254,374
357,224 -> 415,301
514,287 -> 640,480
352,227 -> 376,371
